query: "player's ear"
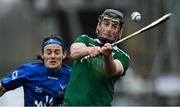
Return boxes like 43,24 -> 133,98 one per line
115,26 -> 123,41
63,49 -> 67,59
40,51 -> 44,59
96,22 -> 100,35
119,27 -> 123,35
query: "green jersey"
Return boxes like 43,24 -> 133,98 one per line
63,35 -> 130,106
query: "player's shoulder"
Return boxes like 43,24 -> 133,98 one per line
19,61 -> 43,70
113,46 -> 130,59
75,34 -> 95,45
21,61 -> 42,67
61,65 -> 72,74
14,61 -> 43,76
79,34 -> 95,41
80,34 -> 89,38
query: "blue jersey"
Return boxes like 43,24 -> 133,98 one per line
1,62 -> 71,106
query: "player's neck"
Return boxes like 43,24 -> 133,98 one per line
48,67 -> 60,74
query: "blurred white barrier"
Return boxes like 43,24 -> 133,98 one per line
0,87 -> 24,106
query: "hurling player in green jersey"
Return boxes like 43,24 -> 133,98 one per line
63,9 -> 130,106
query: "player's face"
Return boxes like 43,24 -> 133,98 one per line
98,18 -> 121,41
41,44 -> 65,70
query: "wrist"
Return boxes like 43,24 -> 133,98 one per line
104,53 -> 113,59
88,47 -> 94,55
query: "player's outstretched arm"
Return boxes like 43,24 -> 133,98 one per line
101,43 -> 124,77
104,55 -> 124,77
0,83 -> 6,97
70,43 -> 101,60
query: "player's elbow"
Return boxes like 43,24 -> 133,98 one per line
114,60 -> 124,76
0,83 -> 7,97
70,51 -> 79,60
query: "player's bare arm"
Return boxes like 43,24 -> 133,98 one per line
70,43 -> 101,60
101,43 -> 124,77
104,55 -> 124,77
0,83 -> 6,96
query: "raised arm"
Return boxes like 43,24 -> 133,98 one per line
0,83 -> 6,96
70,43 -> 101,60
104,54 -> 124,77
101,43 -> 124,77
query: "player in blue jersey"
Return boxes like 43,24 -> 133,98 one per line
0,35 -> 71,106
